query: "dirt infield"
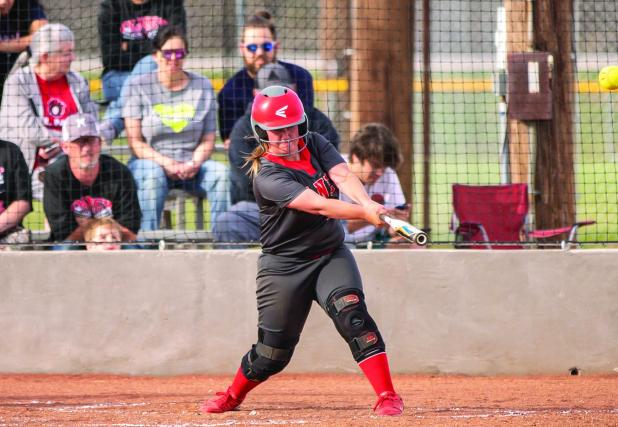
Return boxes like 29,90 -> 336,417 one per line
0,373 -> 616,426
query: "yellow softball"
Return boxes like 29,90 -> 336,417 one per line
599,66 -> 618,90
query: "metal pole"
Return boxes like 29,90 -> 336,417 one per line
422,0 -> 431,233
495,6 -> 510,183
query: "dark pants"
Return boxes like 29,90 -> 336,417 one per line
255,245 -> 364,341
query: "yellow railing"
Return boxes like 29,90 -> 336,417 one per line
89,78 -> 611,94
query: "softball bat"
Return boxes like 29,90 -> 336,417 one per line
380,214 -> 428,246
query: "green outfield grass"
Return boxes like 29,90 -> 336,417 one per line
411,88 -> 618,243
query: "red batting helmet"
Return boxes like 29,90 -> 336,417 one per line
250,85 -> 308,142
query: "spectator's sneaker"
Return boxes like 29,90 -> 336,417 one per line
373,391 -> 404,416
88,197 -> 113,218
200,388 -> 244,413
71,198 -> 92,218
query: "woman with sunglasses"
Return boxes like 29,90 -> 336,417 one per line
98,0 -> 186,105
122,25 -> 229,232
217,10 -> 314,148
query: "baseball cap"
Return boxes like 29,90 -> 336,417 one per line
255,63 -> 294,90
62,113 -> 101,142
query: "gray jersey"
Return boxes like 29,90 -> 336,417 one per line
254,133 -> 345,258
122,71 -> 216,162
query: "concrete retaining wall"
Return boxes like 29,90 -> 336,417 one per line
1,250 -> 617,375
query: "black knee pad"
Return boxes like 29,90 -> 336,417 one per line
326,288 -> 385,362
241,329 -> 298,382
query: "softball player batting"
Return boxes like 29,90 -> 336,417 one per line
200,86 -> 404,416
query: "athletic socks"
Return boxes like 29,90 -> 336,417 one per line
228,367 -> 261,400
227,354 -> 393,402
358,352 -> 395,395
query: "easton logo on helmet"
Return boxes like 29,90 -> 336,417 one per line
275,105 -> 288,118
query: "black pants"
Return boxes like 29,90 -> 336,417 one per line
255,244 -> 364,341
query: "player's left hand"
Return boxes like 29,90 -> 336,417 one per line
362,199 -> 387,227
387,204 -> 410,221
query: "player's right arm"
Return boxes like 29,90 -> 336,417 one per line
288,189 -> 384,226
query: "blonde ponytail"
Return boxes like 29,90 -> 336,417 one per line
244,140 -> 269,177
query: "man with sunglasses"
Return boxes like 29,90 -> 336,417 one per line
217,10 -> 314,149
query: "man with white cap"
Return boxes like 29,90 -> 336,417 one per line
43,112 -> 140,245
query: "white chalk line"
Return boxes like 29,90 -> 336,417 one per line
5,400 -> 148,412
3,401 -> 316,426
413,406 -> 618,419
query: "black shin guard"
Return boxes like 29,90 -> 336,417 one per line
326,288 -> 386,362
241,329 -> 298,382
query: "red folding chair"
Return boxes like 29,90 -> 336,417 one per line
451,183 -> 595,249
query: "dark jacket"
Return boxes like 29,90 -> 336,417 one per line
217,60 -> 314,141
0,139 -> 31,238
228,106 -> 339,205
98,0 -> 186,76
0,0 -> 46,99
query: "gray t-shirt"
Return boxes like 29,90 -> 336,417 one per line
123,71 -> 217,162
254,133 -> 345,257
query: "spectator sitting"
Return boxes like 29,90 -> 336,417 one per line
0,23 -> 112,200
341,123 -> 408,246
0,0 -> 48,100
0,139 -> 32,249
98,0 -> 187,138
123,25 -> 229,231
212,63 -> 339,247
43,113 -> 140,247
84,217 -> 122,251
217,9 -> 314,149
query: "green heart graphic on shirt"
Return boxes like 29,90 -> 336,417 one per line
153,103 -> 196,133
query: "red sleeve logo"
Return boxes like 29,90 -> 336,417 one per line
312,175 -> 337,198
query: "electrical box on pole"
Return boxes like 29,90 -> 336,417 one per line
507,52 -> 553,120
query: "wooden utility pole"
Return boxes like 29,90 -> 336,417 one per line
533,0 -> 576,230
320,0 -> 351,145
319,0 -> 350,62
222,0 -> 238,58
505,0 -> 533,183
350,0 -> 414,204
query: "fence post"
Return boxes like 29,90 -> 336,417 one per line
349,0 -> 414,206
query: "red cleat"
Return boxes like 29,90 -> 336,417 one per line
373,391 -> 404,416
200,388 -> 244,413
